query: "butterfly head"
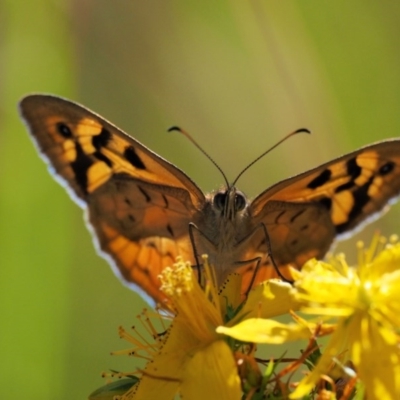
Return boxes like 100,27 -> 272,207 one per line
213,187 -> 247,220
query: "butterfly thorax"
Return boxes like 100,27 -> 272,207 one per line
194,187 -> 253,282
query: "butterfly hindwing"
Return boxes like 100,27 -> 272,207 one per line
87,177 -> 197,300
237,200 -> 335,285
20,94 -> 204,302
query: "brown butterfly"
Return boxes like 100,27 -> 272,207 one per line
20,94 -> 400,304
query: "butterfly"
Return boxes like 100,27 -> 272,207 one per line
19,94 -> 400,304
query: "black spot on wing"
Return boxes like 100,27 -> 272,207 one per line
92,128 -> 112,150
124,146 -> 146,169
56,122 -> 73,138
290,209 -> 306,223
348,176 -> 373,220
346,157 -> 362,180
94,151 -> 113,167
307,169 -> 331,189
335,180 -> 355,193
274,210 -> 286,224
166,224 -> 174,237
138,185 -> 151,202
319,197 -> 332,210
141,267 -> 151,276
335,157 -> 361,193
162,194 -> 169,208
336,176 -> 374,234
70,141 -> 93,195
379,161 -> 395,176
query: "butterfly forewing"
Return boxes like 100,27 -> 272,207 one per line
20,95 -> 205,204
252,141 -> 400,234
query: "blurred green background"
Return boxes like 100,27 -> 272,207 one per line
2,1 -> 400,399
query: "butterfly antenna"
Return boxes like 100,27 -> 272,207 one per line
231,128 -> 311,186
168,126 -> 230,187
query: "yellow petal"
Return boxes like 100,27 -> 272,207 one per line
180,340 -> 241,400
230,280 -> 298,325
217,318 -> 311,344
132,320 -> 199,399
351,318 -> 400,400
370,243 -> 400,277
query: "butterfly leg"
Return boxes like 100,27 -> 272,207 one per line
233,256 -> 262,298
188,222 -> 217,286
235,223 -> 292,296
258,223 -> 293,283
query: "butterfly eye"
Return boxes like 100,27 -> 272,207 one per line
234,193 -> 246,211
213,192 -> 227,211
213,191 -> 246,213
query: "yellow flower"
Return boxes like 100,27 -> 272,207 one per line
119,256 -> 297,400
290,236 -> 400,400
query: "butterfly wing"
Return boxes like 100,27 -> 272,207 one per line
20,94 -> 205,303
246,140 -> 400,282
